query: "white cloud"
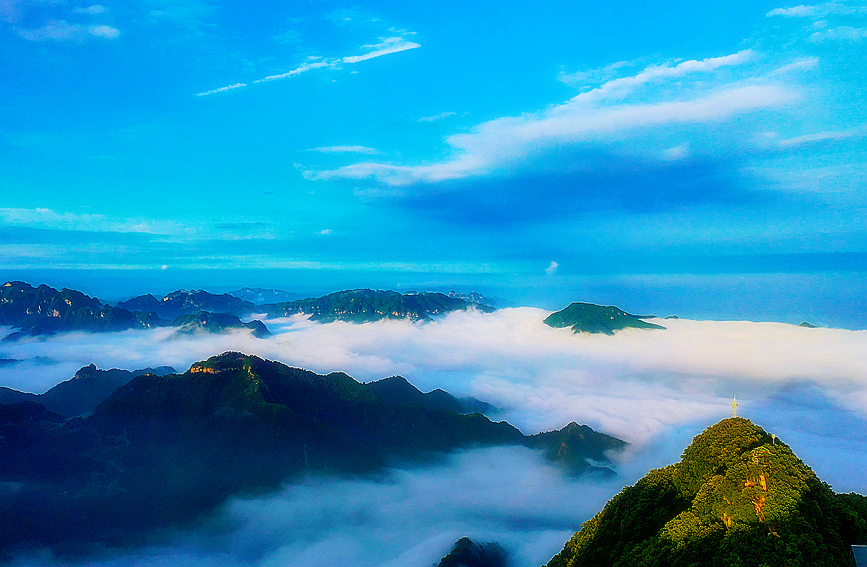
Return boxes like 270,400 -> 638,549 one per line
418,111 -> 458,123
545,261 -> 558,275
810,25 -> 867,40
561,51 -> 754,104
72,5 -> 107,15
254,59 -> 338,83
196,83 -> 247,97
17,19 -> 120,41
558,59 -> 642,87
7,446 -> 638,567
342,36 -> 420,64
308,83 -> 794,187
778,129 -> 861,146
309,145 -> 380,154
198,35 -> 420,96
4,310 -> 866,444
87,24 -> 118,38
767,2 -> 867,17
305,51 -> 801,187
6,312 -> 867,566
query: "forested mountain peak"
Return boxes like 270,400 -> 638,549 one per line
547,417 -> 867,567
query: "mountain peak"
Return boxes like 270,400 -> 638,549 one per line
548,417 -> 867,566
544,302 -> 665,335
189,351 -> 259,374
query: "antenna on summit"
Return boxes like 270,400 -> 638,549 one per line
731,396 -> 738,418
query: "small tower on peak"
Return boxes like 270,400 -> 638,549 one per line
731,396 -> 738,418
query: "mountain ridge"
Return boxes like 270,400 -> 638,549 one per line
0,352 -> 624,558
0,364 -> 176,418
263,289 -> 495,323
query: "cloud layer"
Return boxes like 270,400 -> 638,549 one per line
3,311 -> 867,565
3,310 -> 866,446
8,446 -> 648,567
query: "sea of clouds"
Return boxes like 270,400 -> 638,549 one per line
2,309 -> 866,565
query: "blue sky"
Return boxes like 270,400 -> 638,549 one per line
2,0 -> 866,323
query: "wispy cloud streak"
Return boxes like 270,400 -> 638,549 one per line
342,37 -> 421,63
197,36 -> 420,96
418,111 -> 457,123
196,83 -> 247,97
767,2 -> 867,17
309,145 -> 381,154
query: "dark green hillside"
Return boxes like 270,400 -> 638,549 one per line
172,311 -> 270,338
544,302 -> 665,335
547,418 -> 867,567
0,281 -> 164,339
264,289 -> 494,323
117,290 -> 256,319
526,422 -> 627,476
367,375 -> 493,414
0,352 -> 623,557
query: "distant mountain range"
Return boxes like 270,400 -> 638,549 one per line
544,302 -> 666,335
0,281 -> 163,339
3,280 -> 677,340
546,418 -> 867,566
0,364 -> 175,418
262,289 -> 495,323
1,282 -> 501,338
116,289 -> 257,320
0,282 -> 269,340
0,352 -> 624,558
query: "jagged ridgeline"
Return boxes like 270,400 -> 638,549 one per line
0,281 -> 163,338
547,418 -> 867,567
0,282 -> 271,339
262,289 -> 494,323
0,282 -> 496,340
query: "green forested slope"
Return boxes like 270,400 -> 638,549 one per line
548,418 -> 867,567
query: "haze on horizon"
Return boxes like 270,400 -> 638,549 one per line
1,0 -> 866,327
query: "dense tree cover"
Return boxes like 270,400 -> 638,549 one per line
544,302 -> 665,335
0,352 -> 623,558
547,418 -> 867,567
527,422 -> 627,477
264,289 -> 494,323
